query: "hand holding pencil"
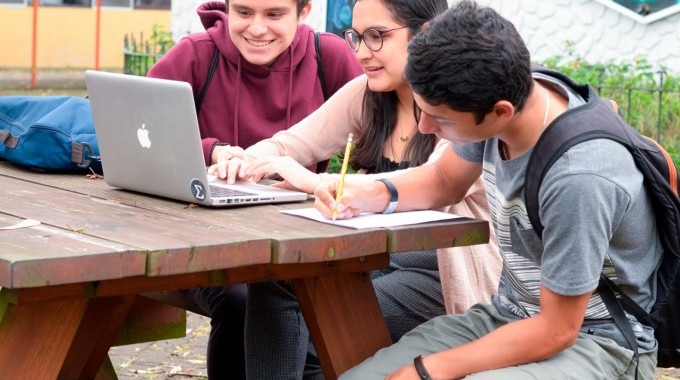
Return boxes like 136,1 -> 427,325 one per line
332,133 -> 353,221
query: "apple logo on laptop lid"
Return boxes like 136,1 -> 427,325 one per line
137,123 -> 151,148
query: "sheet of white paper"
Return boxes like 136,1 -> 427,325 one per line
281,208 -> 462,229
0,219 -> 41,231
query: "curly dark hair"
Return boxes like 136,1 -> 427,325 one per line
349,0 -> 447,173
405,0 -> 534,124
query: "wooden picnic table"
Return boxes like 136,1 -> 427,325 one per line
0,161 -> 489,379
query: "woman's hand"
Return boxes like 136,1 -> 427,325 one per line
244,156 -> 323,194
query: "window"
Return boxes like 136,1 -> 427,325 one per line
614,0 -> 679,15
6,0 -> 169,8
101,0 -> 128,7
594,0 -> 680,23
134,0 -> 169,9
25,0 -> 91,5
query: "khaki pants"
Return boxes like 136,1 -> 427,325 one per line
340,303 -> 656,380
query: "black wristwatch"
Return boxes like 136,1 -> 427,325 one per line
209,141 -> 230,163
414,355 -> 432,380
377,178 -> 398,214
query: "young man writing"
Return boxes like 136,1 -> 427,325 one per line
314,1 -> 661,379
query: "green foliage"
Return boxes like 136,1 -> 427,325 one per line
150,23 -> 175,55
327,148 -> 356,174
123,24 -> 175,76
538,40 -> 680,167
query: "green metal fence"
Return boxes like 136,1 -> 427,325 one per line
593,71 -> 680,162
122,31 -> 172,76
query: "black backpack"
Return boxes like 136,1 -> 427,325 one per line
525,67 -> 680,368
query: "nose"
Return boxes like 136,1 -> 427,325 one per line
417,112 -> 438,135
248,16 -> 267,36
354,40 -> 372,61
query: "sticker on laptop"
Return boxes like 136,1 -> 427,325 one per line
190,179 -> 207,201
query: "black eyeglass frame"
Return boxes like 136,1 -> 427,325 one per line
342,25 -> 409,52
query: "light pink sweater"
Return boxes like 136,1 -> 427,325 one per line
247,75 -> 502,314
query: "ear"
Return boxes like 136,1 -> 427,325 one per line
298,2 -> 312,22
492,100 -> 516,122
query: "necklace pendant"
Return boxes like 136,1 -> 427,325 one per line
400,136 -> 410,142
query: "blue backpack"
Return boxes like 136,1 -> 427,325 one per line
0,96 -> 102,174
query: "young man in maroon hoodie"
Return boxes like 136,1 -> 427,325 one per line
146,1 -> 362,378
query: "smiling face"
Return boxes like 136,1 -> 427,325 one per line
228,0 -> 310,67
351,0 -> 410,93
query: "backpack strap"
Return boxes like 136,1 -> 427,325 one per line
598,275 -> 640,379
315,31 -> 328,100
314,31 -> 330,173
196,46 -> 220,114
524,91 -> 646,376
0,130 -> 19,149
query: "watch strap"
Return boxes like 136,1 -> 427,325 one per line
413,355 -> 432,380
377,178 -> 398,214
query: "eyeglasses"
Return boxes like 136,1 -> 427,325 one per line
343,26 -> 409,52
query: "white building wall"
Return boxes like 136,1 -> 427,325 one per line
172,0 -> 680,72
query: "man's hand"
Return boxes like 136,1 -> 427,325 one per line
211,145 -> 245,164
208,146 -> 256,184
313,181 -> 387,219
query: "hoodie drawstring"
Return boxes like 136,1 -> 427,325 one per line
286,51 -> 293,128
233,54 -> 242,146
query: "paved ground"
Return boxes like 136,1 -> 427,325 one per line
109,312 -> 210,379
2,68 -> 679,379
0,68 -> 89,90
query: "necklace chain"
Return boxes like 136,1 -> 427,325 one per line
501,88 -> 550,160
399,123 -> 416,142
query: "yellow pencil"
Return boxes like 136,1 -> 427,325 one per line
333,133 -> 353,221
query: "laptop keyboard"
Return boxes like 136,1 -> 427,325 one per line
209,185 -> 257,198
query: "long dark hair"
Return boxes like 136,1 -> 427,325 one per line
349,0 -> 447,173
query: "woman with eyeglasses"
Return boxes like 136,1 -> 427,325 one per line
212,0 -> 502,378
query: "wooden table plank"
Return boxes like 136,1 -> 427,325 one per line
0,214 -> 146,288
387,218 -> 490,252
0,163 -> 390,265
0,173 -> 273,281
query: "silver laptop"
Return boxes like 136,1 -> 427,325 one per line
85,70 -> 308,207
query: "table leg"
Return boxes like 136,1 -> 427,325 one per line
293,271 -> 392,380
94,355 -> 119,380
0,292 -> 88,379
60,294 -> 138,380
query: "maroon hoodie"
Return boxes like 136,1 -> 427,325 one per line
148,1 -> 363,165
